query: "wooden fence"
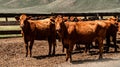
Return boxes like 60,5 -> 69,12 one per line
0,21 -> 21,38
0,12 -> 120,38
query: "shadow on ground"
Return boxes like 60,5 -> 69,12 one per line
71,58 -> 120,64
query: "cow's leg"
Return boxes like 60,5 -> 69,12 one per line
62,40 -> 65,52
62,46 -> 65,52
75,44 -> 80,50
84,44 -> 87,54
52,41 -> 56,55
106,35 -> 110,52
29,40 -> 34,57
48,39 -> 52,55
84,44 -> 90,54
98,39 -> 104,59
66,44 -> 74,62
112,34 -> 117,52
24,40 -> 28,57
66,49 -> 69,61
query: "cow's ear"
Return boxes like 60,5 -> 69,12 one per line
115,18 -> 118,22
108,17 -> 117,21
57,15 -> 63,18
50,18 -> 55,22
108,18 -> 112,21
15,16 -> 19,21
27,16 -> 32,20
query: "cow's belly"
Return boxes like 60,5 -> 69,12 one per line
35,32 -> 50,40
35,36 -> 48,40
73,34 -> 97,44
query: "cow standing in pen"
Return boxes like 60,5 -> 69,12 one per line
15,14 -> 56,57
95,18 -> 119,52
51,15 -> 111,62
74,17 -> 119,53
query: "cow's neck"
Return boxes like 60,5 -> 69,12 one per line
22,20 -> 32,35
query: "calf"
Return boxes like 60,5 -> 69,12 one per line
15,14 -> 56,57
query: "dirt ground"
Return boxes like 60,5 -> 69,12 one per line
0,37 -> 68,67
1,19 -> 120,67
0,36 -> 120,67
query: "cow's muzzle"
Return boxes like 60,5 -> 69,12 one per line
56,31 -> 62,42
20,24 -> 24,28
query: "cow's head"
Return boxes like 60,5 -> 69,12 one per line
15,14 -> 31,28
50,15 -> 66,41
69,16 -> 76,22
107,17 -> 119,31
50,15 -> 66,32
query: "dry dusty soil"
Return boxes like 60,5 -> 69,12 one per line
1,36 -> 120,67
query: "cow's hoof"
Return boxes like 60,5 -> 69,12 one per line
114,49 -> 118,52
25,55 -> 28,57
99,56 -> 103,60
48,53 -> 52,56
66,58 -> 69,61
52,53 -> 55,55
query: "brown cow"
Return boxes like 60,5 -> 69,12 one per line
73,17 -> 118,52
106,18 -> 118,52
15,14 -> 56,57
95,17 -> 118,52
51,16 -> 108,61
64,22 -> 107,61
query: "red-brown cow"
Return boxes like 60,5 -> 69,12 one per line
15,14 -> 56,57
52,16 -> 108,62
95,17 -> 118,52
73,17 -> 118,52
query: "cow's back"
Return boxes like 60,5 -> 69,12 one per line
62,21 -> 105,44
28,19 -> 55,40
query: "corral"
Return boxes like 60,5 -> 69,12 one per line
0,13 -> 120,67
1,0 -> 120,67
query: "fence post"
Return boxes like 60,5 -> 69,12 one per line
5,17 -> 8,22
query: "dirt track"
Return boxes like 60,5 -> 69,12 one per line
0,37 -> 120,67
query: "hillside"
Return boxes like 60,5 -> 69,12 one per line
0,0 -> 120,13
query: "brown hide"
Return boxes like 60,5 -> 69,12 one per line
15,14 -> 56,57
58,21 -> 107,61
95,18 -> 118,52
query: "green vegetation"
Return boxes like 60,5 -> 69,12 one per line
0,0 -> 120,13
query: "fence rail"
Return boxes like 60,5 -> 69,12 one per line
0,20 -> 21,38
0,30 -> 21,35
0,21 -> 19,26
0,13 -> 120,38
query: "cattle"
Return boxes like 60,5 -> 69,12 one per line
64,21 -> 107,61
95,17 -> 118,52
51,16 -> 109,62
15,14 -> 56,57
108,17 -> 118,52
72,17 -> 118,52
